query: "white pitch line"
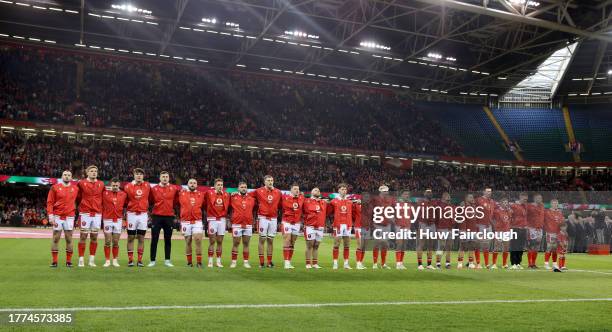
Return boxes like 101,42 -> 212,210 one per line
1,298 -> 611,312
569,269 -> 612,275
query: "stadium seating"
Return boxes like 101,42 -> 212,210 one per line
491,108 -> 571,162
569,104 -> 612,162
418,103 -> 514,160
0,43 -> 461,156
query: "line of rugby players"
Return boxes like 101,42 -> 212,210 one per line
47,167 -> 567,271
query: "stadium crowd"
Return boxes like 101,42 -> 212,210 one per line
2,131 -> 611,193
0,43 -> 461,155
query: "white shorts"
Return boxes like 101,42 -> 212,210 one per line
103,219 -> 122,235
127,212 -> 148,231
281,221 -> 301,236
51,215 -> 75,232
419,222 -> 436,233
258,216 -> 277,237
528,227 -> 543,241
333,224 -> 352,237
207,218 -> 227,236
305,226 -> 324,242
181,220 -> 203,237
232,224 -> 253,237
79,213 -> 102,232
476,224 -> 491,233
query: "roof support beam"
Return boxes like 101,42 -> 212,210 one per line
411,0 -> 612,43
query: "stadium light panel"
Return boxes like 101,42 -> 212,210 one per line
359,41 -> 390,51
608,69 -> 612,75
202,17 -> 217,24
111,4 -> 152,15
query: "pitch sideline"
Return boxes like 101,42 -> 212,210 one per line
1,298 -> 612,312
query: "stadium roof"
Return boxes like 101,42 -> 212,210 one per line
1,0 -> 611,103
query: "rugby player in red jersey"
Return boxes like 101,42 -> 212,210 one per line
178,179 -> 205,268
102,178 -> 127,267
393,190 -> 412,270
436,192 -> 455,269
509,192 -> 529,269
371,185 -> 394,269
249,175 -> 282,268
204,178 -> 230,268
491,196 -> 512,269
123,168 -> 151,267
526,193 -> 545,268
328,183 -> 354,270
229,182 -> 256,268
475,188 -> 495,269
543,199 -> 564,271
557,223 -> 569,271
457,193 -> 478,269
302,187 -> 327,269
76,165 -> 105,267
48,170 -> 79,267
281,184 -> 305,269
148,171 -> 180,267
353,198 -> 366,270
416,189 -> 436,270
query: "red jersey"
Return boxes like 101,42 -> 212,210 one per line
526,203 -> 545,229
462,203 -> 479,231
475,196 -> 495,226
205,191 -> 230,219
102,190 -> 127,221
281,194 -> 305,224
328,197 -> 353,227
77,179 -> 105,215
417,199 -> 437,225
510,203 -> 528,228
303,198 -> 328,228
46,183 -> 79,218
178,189 -> 205,222
492,207 -> 512,232
124,181 -> 151,213
544,209 -> 564,235
352,202 -> 363,228
150,184 -> 179,216
436,201 -> 455,229
230,193 -> 256,226
249,187 -> 282,218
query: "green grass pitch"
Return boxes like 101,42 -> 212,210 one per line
0,238 -> 611,331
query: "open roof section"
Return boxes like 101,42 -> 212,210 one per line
501,41 -> 578,103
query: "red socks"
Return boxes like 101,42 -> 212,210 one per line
89,242 -> 98,256
343,246 -> 349,260
475,250 -> 481,264
503,252 -> 508,266
66,250 -> 72,263
104,245 -> 111,260
232,250 -> 238,261
373,248 -> 379,264
127,250 -> 134,263
492,252 -> 498,265
78,242 -> 86,258
186,254 -> 192,264
243,251 -> 249,261
112,246 -> 119,259
381,249 -> 387,265
259,254 -> 264,265
196,254 -> 202,264
552,252 -> 557,262
332,247 -> 339,260
484,251 -> 489,266
51,250 -> 58,264
137,248 -> 143,263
